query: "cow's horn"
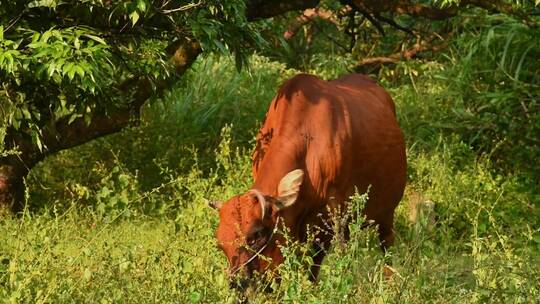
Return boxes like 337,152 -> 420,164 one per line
206,198 -> 223,210
248,189 -> 267,219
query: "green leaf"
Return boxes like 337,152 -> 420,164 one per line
47,62 -> 56,77
40,31 -> 52,43
65,63 -> 76,80
35,64 -> 47,78
28,0 -> 57,8
188,291 -> 200,303
32,48 -> 51,59
32,132 -> 43,152
137,0 -> 147,12
214,40 -> 227,54
21,107 -> 31,120
75,65 -> 85,79
12,118 -> 20,130
31,33 -> 40,43
68,114 -> 79,124
83,268 -> 92,281
84,113 -> 91,126
130,11 -> 140,26
82,34 -> 107,45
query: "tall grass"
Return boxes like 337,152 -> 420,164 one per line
2,18 -> 539,302
3,128 -> 538,302
385,13 -> 540,179
27,55 -> 297,212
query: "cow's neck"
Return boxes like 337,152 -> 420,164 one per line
251,140 -> 303,196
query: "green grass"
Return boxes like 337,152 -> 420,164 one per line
2,136 -> 538,303
2,46 -> 540,303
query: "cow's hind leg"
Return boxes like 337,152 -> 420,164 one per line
377,218 -> 395,253
376,214 -> 396,279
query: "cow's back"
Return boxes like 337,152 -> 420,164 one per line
331,74 -> 406,223
252,73 -> 406,239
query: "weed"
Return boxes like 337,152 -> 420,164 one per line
2,24 -> 539,302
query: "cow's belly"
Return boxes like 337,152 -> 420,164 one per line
350,139 -> 407,221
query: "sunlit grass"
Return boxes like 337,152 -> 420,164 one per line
3,42 -> 539,302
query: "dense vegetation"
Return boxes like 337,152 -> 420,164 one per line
1,0 -> 539,303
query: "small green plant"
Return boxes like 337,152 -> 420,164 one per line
3,31 -> 539,303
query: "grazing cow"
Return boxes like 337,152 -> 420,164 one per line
210,73 -> 406,289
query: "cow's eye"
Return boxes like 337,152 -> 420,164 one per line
248,229 -> 267,248
255,230 -> 263,239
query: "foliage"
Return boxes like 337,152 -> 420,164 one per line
1,24 -> 115,151
27,55 -> 297,211
443,14 -> 540,175
1,44 -> 537,302
1,3 -> 539,303
380,13 -> 540,179
265,5 -> 539,177
1,122 -> 538,303
435,0 -> 540,6
0,0 -> 262,153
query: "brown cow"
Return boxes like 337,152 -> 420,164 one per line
210,73 -> 406,289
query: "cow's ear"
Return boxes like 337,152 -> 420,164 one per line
276,169 -> 304,210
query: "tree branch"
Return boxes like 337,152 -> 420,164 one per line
1,38 -> 201,172
348,0 -> 457,20
40,38 -> 202,156
346,0 -> 536,25
357,34 -> 449,70
246,0 -> 320,21
372,12 -> 414,35
1,0 -> 336,211
8,0 -> 324,165
284,8 -> 339,40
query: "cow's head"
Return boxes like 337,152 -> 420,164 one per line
209,169 -> 304,290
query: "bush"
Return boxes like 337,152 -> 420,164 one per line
8,24 -> 540,301
383,14 -> 540,180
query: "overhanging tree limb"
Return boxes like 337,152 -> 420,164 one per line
0,0 -> 325,212
284,8 -> 339,40
346,0 -> 536,25
356,34 -> 449,71
246,0 -> 320,20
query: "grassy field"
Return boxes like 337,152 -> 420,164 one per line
1,49 -> 539,303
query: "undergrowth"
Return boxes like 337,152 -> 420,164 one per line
1,19 -> 539,303
2,128 -> 538,302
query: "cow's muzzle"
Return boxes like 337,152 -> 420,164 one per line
229,276 -> 252,291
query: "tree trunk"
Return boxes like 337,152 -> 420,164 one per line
0,3 -> 325,214
0,157 -> 30,213
0,39 -> 201,214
